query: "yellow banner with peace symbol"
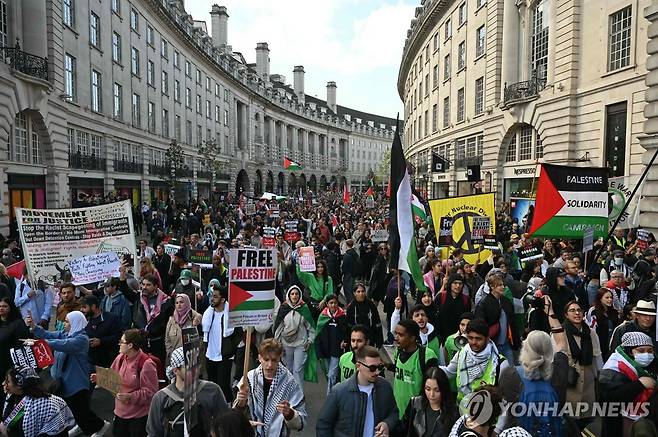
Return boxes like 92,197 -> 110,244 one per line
428,193 -> 496,264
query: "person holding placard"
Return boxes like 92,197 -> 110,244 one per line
296,259 -> 333,317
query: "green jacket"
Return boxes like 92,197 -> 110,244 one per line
296,265 -> 334,302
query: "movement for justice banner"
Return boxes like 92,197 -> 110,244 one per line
428,193 -> 496,264
15,201 -> 136,285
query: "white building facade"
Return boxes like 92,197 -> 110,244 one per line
399,0 -> 650,201
0,0 -> 394,235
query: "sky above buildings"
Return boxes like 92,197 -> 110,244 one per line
188,0 -> 417,119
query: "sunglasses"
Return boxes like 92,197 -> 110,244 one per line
357,361 -> 385,372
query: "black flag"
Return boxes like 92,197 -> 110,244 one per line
432,153 -> 447,173
466,164 -> 481,182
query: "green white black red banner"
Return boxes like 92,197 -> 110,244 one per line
228,249 -> 277,328
529,164 -> 608,238
608,175 -> 643,230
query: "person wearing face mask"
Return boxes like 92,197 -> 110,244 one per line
174,269 -> 204,310
602,249 -> 633,284
599,332 -> 657,437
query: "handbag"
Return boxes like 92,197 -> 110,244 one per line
567,365 -> 579,387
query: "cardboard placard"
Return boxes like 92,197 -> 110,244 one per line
228,248 -> 277,328
298,246 -> 316,272
69,252 -> 121,285
164,244 -> 180,256
372,229 -> 389,243
95,366 -> 122,396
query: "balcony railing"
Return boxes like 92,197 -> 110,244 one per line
503,70 -> 546,105
148,163 -> 169,177
454,155 -> 483,169
114,159 -> 143,174
217,172 -> 231,180
0,42 -> 48,81
69,151 -> 106,171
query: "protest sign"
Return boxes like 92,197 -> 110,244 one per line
483,235 -> 498,251
261,227 -> 276,248
609,175 -> 644,230
583,227 -> 594,253
69,252 -> 121,285
95,366 -> 122,396
15,201 -> 136,285
284,220 -> 300,242
182,327 -> 201,431
298,246 -> 316,272
372,229 -> 389,243
164,244 -> 180,256
10,339 -> 54,369
269,204 -> 280,218
519,246 -> 544,263
188,249 -> 212,265
637,229 -> 650,251
429,194 -> 496,264
471,216 -> 490,245
228,248 -> 277,328
438,216 -> 453,247
245,202 -> 256,216
366,197 -> 375,209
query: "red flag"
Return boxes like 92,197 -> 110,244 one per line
365,186 -> 374,197
343,185 -> 350,203
386,176 -> 391,198
331,214 -> 339,227
6,260 -> 25,279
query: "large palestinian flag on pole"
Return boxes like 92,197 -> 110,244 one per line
529,163 -> 608,238
284,157 -> 302,171
388,127 -> 427,292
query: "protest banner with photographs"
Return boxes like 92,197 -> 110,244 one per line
95,366 -> 122,396
372,229 -> 389,243
438,216 -> 453,247
519,246 -> 544,263
15,201 -> 136,285
261,227 -> 276,248
228,248 -> 277,328
637,229 -> 650,251
11,339 -> 54,370
298,247 -> 316,272
182,327 -> 201,431
284,220 -> 300,242
69,252 -> 121,285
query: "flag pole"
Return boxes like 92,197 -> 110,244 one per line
397,269 -> 401,300
588,146 -> 658,275
242,327 -> 252,383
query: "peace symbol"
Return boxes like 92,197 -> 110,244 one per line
451,211 -> 483,255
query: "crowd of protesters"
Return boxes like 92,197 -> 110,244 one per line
1,187 -> 658,437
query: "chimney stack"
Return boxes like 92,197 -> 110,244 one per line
210,4 -> 228,48
293,66 -> 305,104
256,43 -> 270,81
326,81 -> 337,113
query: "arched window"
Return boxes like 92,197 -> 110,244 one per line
505,124 -> 542,163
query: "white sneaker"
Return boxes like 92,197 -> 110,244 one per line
68,426 -> 82,437
91,420 -> 111,437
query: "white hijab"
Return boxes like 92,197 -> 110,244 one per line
66,311 -> 88,336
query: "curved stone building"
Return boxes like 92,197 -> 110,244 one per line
0,0 -> 395,234
399,0 -> 650,200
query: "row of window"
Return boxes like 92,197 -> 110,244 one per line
411,133 -> 485,172
409,76 -> 485,143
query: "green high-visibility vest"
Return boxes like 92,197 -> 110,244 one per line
393,346 -> 437,418
338,351 -> 356,382
455,353 -> 504,403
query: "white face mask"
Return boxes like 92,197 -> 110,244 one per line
181,279 -> 190,286
614,257 -> 624,266
634,352 -> 654,367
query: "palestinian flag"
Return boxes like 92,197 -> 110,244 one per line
228,281 -> 275,312
314,307 -> 346,380
6,260 -> 25,279
411,187 -> 427,224
365,186 -> 374,197
284,157 -> 302,171
388,127 -> 427,292
529,164 -> 608,238
602,348 -> 655,415
294,304 -> 319,383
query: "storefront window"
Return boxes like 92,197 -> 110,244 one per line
506,177 -> 536,198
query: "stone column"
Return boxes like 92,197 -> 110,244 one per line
268,117 -> 276,161
500,0 -> 519,101
639,4 -> 658,233
280,123 -> 288,160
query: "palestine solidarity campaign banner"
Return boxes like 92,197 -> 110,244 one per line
529,164 -> 608,238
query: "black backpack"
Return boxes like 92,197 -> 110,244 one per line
161,385 -> 209,437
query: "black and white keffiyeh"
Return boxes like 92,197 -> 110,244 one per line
457,341 -> 500,396
247,364 -> 304,437
22,395 -> 74,437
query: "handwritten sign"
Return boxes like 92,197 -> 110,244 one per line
69,252 -> 121,285
298,246 -> 316,272
95,366 -> 122,396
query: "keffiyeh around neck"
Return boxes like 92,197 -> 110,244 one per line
457,341 -> 499,397
66,311 -> 87,336
166,347 -> 185,382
